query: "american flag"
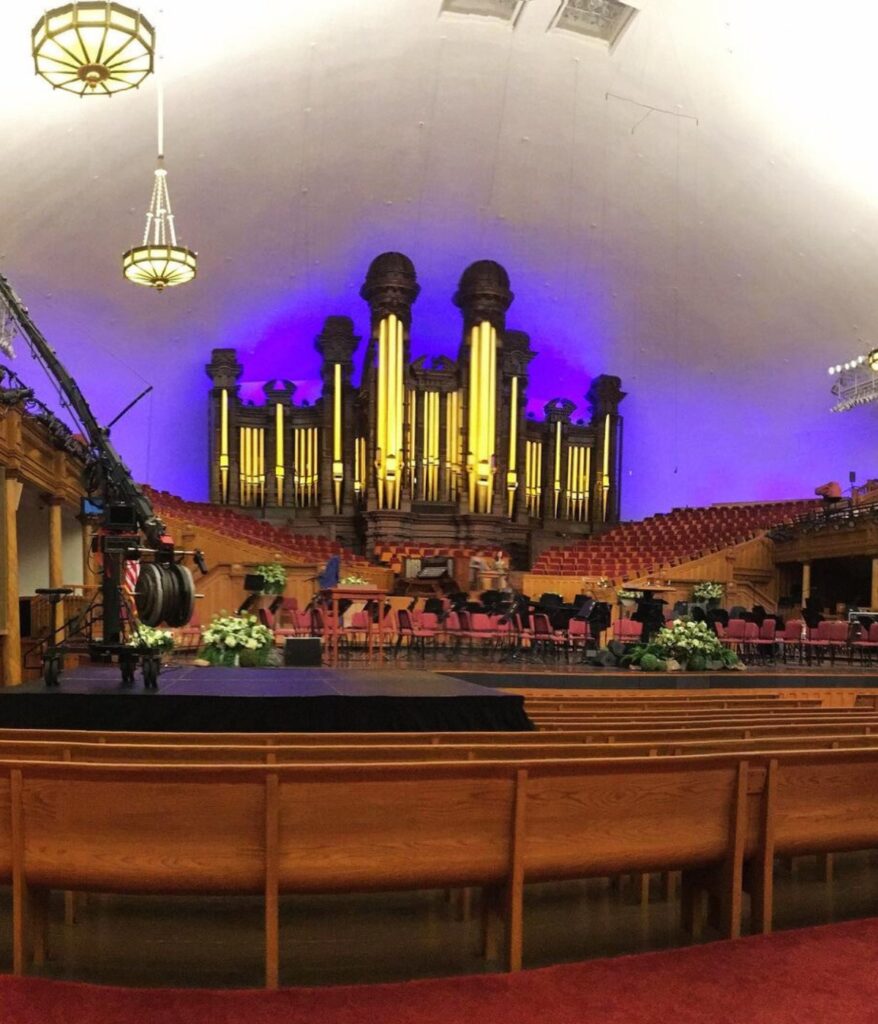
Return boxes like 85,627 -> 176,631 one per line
123,560 -> 141,620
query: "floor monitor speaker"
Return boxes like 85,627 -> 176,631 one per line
284,637 -> 322,667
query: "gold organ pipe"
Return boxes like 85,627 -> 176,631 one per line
431,391 -> 439,500
508,375 -> 518,472
242,421 -> 249,505
584,445 -> 591,521
567,444 -> 573,519
534,440 -> 539,515
480,322 -> 490,509
258,427 -> 265,507
445,390 -> 459,501
408,388 -> 416,496
275,403 -> 284,505
239,426 -> 245,506
575,445 -> 581,519
375,315 -> 404,510
293,427 -> 299,506
333,363 -> 342,461
387,317 -> 396,507
377,317 -> 387,509
467,321 -> 499,514
602,413 -> 611,522
487,323 -> 496,513
525,440 -> 531,515
573,446 -> 581,520
398,318 -> 405,504
553,421 -> 562,518
333,363 -> 343,513
219,389 -> 229,504
311,427 -> 318,505
239,426 -> 248,506
467,327 -> 478,511
354,436 -> 365,495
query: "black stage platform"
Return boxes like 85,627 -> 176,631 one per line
446,670 -> 878,690
0,667 -> 533,733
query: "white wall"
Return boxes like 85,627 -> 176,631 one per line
17,485 -> 48,597
17,486 -> 83,596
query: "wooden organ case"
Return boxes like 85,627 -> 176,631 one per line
206,253 -> 625,564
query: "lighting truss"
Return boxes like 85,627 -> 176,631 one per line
827,350 -> 878,412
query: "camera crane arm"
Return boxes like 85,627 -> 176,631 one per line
0,272 -> 171,552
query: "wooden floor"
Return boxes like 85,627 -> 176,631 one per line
2,851 -> 878,989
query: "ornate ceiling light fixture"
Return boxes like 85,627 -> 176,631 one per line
32,2 -> 155,96
122,81 -> 197,291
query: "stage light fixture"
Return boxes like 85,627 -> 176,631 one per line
32,2 -> 155,96
869,349 -> 878,372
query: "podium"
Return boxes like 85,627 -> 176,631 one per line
320,586 -> 388,666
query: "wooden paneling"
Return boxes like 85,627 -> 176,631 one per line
20,769 -> 266,894
523,762 -> 741,879
277,769 -> 516,891
523,536 -> 779,612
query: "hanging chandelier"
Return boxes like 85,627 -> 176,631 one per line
122,82 -> 196,291
32,2 -> 155,96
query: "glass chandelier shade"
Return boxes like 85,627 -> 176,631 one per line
123,166 -> 197,291
32,2 -> 156,96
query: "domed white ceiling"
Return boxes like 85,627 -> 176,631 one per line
2,0 -> 877,519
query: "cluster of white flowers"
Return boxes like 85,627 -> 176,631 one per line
341,574 -> 369,586
653,619 -> 725,660
201,614 -> 274,652
128,625 -> 174,651
692,580 -> 724,601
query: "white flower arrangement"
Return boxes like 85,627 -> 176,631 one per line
617,588 -> 643,600
692,580 -> 724,602
201,613 -> 274,666
128,624 -> 174,651
625,618 -> 740,671
653,619 -> 728,662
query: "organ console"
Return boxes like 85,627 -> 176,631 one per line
206,254 -> 626,557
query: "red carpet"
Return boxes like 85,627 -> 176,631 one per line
3,918 -> 878,1024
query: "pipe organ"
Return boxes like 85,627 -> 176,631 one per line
206,254 -> 625,554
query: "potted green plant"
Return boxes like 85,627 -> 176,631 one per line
692,580 -> 724,609
254,562 -> 287,596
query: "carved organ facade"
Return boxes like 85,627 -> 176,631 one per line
206,253 -> 625,558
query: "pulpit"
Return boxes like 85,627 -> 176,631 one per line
320,586 -> 388,666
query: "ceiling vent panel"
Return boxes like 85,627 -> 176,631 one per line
550,0 -> 638,47
440,0 -> 528,26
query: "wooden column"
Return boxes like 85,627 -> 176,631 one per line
0,470 -> 22,686
48,498 -> 64,633
801,562 -> 811,604
871,558 -> 878,611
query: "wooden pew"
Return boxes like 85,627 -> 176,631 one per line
5,716 -> 878,746
750,750 -> 878,934
4,731 -> 878,766
2,754 -> 749,984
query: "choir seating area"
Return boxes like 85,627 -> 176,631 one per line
145,488 -> 371,569
4,690 -> 878,990
260,602 -> 878,668
532,501 -> 817,581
